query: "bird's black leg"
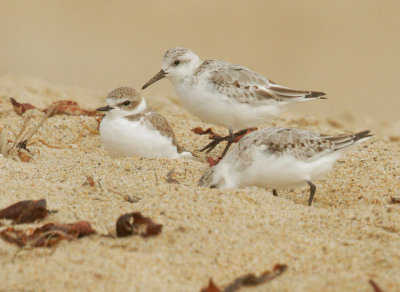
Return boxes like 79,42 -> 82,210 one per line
273,189 -> 278,197
198,127 -> 256,154
307,181 -> 316,206
220,128 -> 234,157
200,135 -> 227,153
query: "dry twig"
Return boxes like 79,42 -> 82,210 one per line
0,124 -> 9,156
166,168 -> 179,184
20,106 -> 55,144
369,279 -> 385,292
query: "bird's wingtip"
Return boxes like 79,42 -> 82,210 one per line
307,91 -> 327,99
353,130 -> 372,141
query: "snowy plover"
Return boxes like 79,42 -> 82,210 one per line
142,47 -> 326,156
198,128 -> 371,206
97,87 -> 191,159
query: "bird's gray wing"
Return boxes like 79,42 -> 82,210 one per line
237,128 -> 335,160
238,128 -> 370,161
125,112 -> 183,153
198,60 -> 325,104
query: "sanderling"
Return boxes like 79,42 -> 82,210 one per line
97,87 -> 191,159
142,47 -> 326,156
198,128 -> 371,206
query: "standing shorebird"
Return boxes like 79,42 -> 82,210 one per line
97,87 -> 191,159
198,128 -> 371,206
142,47 -> 326,156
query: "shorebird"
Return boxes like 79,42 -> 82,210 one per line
198,127 -> 371,206
97,87 -> 191,159
142,47 -> 326,156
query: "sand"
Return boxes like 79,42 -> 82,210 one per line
0,75 -> 400,291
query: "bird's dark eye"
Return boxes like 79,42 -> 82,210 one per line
210,185 -> 216,189
122,100 -> 131,106
173,60 -> 180,66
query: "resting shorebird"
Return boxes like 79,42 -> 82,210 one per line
198,128 -> 371,206
97,87 -> 191,159
142,47 -> 326,156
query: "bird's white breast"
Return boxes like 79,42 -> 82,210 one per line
219,146 -> 342,189
99,116 -> 181,159
173,80 -> 288,130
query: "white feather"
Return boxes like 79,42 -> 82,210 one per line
100,116 -> 186,159
174,81 -> 289,130
216,147 -> 341,189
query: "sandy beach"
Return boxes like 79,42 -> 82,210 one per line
0,75 -> 399,291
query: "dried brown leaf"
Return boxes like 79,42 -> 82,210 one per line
10,97 -> 98,117
18,149 -> 32,162
0,199 -> 50,224
0,200 -> 34,220
207,156 -> 222,167
0,227 -> 27,247
10,97 -> 36,115
85,175 -> 95,187
390,197 -> 400,204
192,127 -> 223,139
144,220 -> 163,237
43,221 -> 96,238
116,214 -> 135,237
13,199 -> 49,224
45,100 -> 98,116
201,279 -> 221,292
224,264 -> 287,292
192,127 -> 211,135
201,264 -> 287,292
0,220 -> 95,247
116,212 -> 162,238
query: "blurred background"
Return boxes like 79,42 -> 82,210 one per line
0,0 -> 399,122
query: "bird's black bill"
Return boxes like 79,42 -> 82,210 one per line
96,105 -> 114,112
142,69 -> 166,89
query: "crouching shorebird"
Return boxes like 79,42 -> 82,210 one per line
97,87 -> 192,159
142,47 -> 326,156
198,128 -> 371,206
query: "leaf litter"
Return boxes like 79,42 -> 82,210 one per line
116,212 -> 163,237
1,221 -> 96,248
10,97 -> 98,117
0,199 -> 50,224
201,264 -> 287,292
4,100 -> 100,158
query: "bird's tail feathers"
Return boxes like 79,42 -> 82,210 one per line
305,91 -> 327,99
329,130 -> 372,151
352,130 -> 372,144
